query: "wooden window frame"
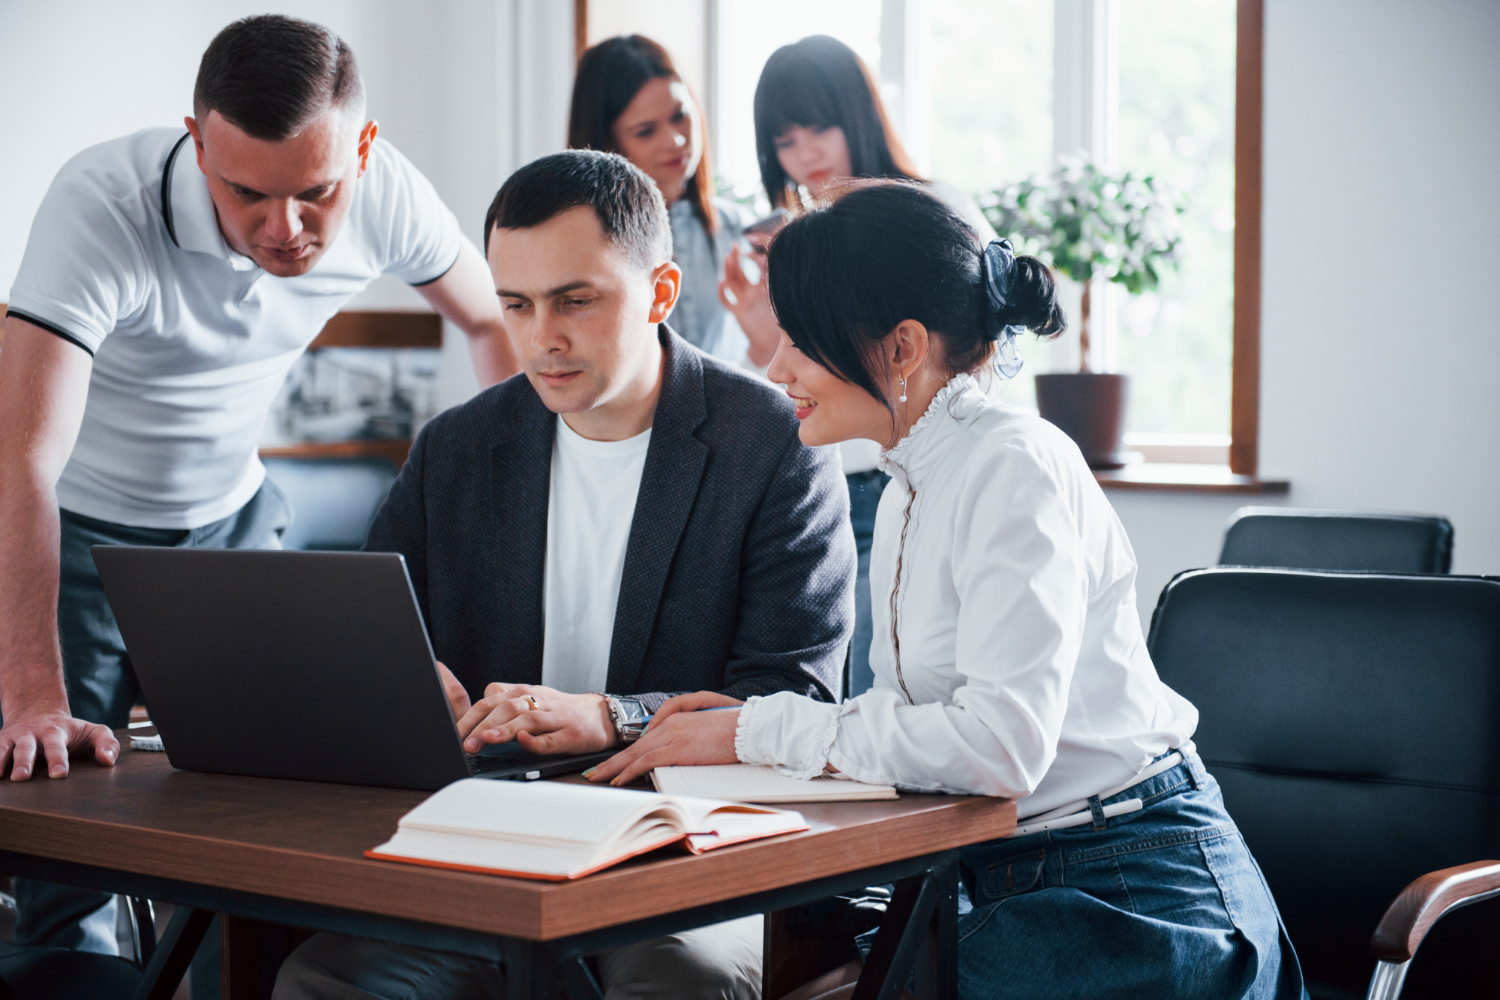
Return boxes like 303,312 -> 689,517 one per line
1089,0 -> 1280,493
1230,0 -> 1264,477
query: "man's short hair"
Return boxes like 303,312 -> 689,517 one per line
194,15 -> 364,141
483,150 -> 673,271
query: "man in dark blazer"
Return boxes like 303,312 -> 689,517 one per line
371,157 -> 853,758
274,151 -> 853,1000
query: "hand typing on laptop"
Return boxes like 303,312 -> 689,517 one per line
449,673 -> 616,757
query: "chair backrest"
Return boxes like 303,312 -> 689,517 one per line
1219,507 -> 1453,573
1147,568 -> 1500,998
262,456 -> 398,551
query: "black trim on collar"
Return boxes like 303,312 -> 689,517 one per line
160,132 -> 191,249
4,309 -> 96,357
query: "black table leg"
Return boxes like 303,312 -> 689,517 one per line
503,938 -> 534,1000
563,956 -> 606,1000
912,859 -> 959,1000
131,905 -> 214,1000
130,896 -> 158,966
852,855 -> 960,1000
504,939 -> 587,1000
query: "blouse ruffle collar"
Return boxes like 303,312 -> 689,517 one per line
878,373 -> 982,490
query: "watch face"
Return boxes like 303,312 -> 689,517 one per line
618,698 -> 650,724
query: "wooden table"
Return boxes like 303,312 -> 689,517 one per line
0,739 -> 1014,999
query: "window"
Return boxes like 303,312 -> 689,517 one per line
928,0 -> 1060,416
928,0 -> 1054,198
584,0 -> 1265,477
1114,0 -> 1236,437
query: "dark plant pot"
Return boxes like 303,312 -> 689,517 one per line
1034,373 -> 1129,470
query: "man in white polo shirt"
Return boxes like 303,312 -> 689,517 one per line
0,14 -> 517,964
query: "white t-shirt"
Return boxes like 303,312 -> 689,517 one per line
6,127 -> 462,528
540,417 -> 653,695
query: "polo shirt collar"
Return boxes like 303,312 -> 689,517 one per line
162,132 -> 260,272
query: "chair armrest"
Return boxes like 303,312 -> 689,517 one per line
1371,859 -> 1500,962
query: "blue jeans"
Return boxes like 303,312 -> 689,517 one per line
9,482 -> 289,997
845,471 -> 888,698
952,749 -> 1307,999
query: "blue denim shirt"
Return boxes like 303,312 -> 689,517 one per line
668,198 -> 749,364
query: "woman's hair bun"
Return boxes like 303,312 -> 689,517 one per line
997,255 -> 1067,339
765,182 -> 1071,395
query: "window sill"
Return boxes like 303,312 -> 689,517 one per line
1094,463 -> 1289,495
260,439 -> 412,468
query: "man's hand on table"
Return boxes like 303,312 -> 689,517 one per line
589,691 -> 743,786
454,678 -> 616,756
0,705 -> 118,781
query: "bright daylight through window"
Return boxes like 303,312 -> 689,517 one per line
713,0 -> 1236,450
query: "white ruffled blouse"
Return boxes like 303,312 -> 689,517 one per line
735,374 -> 1199,818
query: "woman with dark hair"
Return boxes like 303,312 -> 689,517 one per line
596,183 -> 1307,1000
570,35 -> 749,361
720,34 -> 1003,700
721,34 -> 997,366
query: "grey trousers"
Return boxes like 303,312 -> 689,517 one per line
272,916 -> 764,1000
9,483 -> 290,995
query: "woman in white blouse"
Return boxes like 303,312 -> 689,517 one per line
593,182 -> 1307,999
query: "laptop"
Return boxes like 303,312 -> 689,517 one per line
92,546 -> 615,791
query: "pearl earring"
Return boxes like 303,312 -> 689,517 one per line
898,374 -> 908,403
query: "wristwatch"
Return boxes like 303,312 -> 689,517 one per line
604,695 -> 651,744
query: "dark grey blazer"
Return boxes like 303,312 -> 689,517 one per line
366,327 -> 855,710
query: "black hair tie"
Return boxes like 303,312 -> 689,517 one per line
981,239 -> 1025,379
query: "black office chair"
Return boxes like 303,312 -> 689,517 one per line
1147,567 -> 1500,999
1218,507 -> 1453,573
0,900 -> 211,1000
262,456 -> 398,551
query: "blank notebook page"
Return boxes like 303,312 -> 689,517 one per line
652,764 -> 897,803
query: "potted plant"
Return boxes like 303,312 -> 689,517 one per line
983,158 -> 1183,469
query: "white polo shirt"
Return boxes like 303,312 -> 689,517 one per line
6,127 -> 462,528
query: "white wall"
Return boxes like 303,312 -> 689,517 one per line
1112,0 -> 1500,626
586,0 -> 709,101
0,0 -> 572,408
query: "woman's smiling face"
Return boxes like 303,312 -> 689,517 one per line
773,124 -> 854,200
766,330 -> 894,448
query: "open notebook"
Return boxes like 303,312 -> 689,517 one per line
651,764 -> 898,803
366,779 -> 808,881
